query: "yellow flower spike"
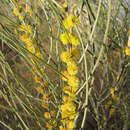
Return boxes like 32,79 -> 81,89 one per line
35,51 -> 42,59
19,34 -> 32,45
36,86 -> 44,94
63,86 -> 72,95
61,70 -> 70,81
42,93 -> 49,101
27,44 -> 35,54
67,61 -> 78,75
125,47 -> 130,56
44,112 -> 51,119
42,102 -> 49,110
112,95 -> 119,103
34,75 -> 41,83
59,125 -> 67,130
13,7 -> 20,17
60,51 -> 72,63
67,120 -> 75,129
109,108 -> 115,116
69,33 -> 80,46
19,24 -> 33,36
60,32 -> 69,45
110,87 -> 115,97
18,15 -> 24,21
68,76 -> 79,87
63,14 -> 79,30
46,123 -> 52,129
105,100 -> 112,110
61,101 -> 76,120
50,110 -> 56,117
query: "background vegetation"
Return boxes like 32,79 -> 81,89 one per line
0,0 -> 129,130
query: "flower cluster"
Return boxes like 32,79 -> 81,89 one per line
105,87 -> 119,118
59,3 -> 80,130
13,2 -> 56,129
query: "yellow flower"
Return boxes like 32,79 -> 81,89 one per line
60,51 -> 72,63
109,108 -> 115,116
50,110 -> 56,117
13,6 -> 24,20
46,123 -> 52,129
42,102 -> 49,110
68,76 -> 79,87
125,47 -> 130,56
27,44 -> 35,53
61,71 -> 70,81
19,24 -> 33,36
42,93 -> 49,101
36,86 -> 44,94
61,101 -> 76,120
105,100 -> 112,110
67,61 -> 78,75
35,51 -> 42,59
63,86 -> 72,95
44,112 -> 50,119
69,33 -> 80,46
110,87 -> 115,97
63,14 -> 79,29
112,95 -> 119,103
34,75 -> 41,83
59,126 -> 67,130
60,32 -> 69,45
63,85 -> 78,96
13,7 -> 20,17
19,34 -> 32,45
67,120 -> 75,129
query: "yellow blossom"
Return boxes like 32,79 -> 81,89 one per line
60,51 -> 72,63
61,71 -> 70,81
46,123 -> 52,129
61,101 -> 76,120
69,33 -> 80,46
63,85 -> 78,96
36,86 -> 44,94
50,110 -> 56,117
112,95 -> 119,103
67,120 -> 75,129
125,47 -> 130,56
67,61 -> 78,75
19,34 -> 32,45
105,100 -> 112,110
109,108 -> 115,116
63,14 -> 79,29
27,44 -> 35,53
59,126 -> 67,130
110,87 -> 115,97
68,76 -> 79,87
42,102 -> 49,110
44,112 -> 50,119
19,24 -> 33,36
34,75 -> 41,83
60,32 -> 69,45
